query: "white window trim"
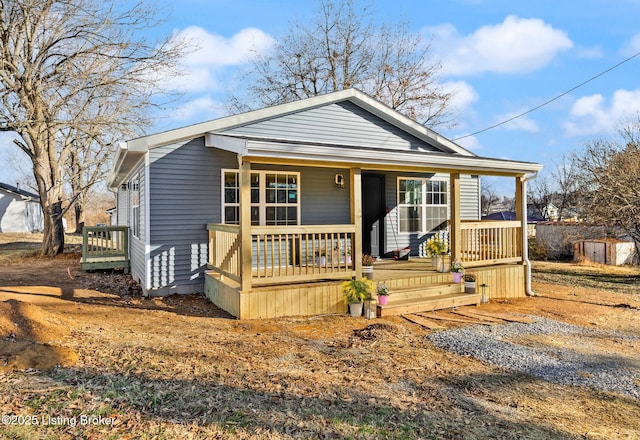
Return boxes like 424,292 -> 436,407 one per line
131,173 -> 140,238
397,176 -> 448,234
221,169 -> 301,226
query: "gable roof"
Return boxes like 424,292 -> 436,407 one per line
108,88 -> 542,187
130,88 -> 472,155
0,182 -> 40,200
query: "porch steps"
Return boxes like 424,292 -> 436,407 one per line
377,283 -> 481,317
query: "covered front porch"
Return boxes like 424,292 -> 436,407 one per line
204,162 -> 532,319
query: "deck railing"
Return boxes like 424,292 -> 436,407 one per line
207,223 -> 241,283
207,224 -> 356,285
81,226 -> 130,271
460,220 -> 522,267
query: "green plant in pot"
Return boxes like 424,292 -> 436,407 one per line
361,254 -> 375,279
376,281 -> 390,305
425,236 -> 448,272
463,273 -> 477,293
342,278 -> 374,317
450,259 -> 464,283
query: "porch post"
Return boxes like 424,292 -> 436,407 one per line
515,175 -> 525,259
350,167 -> 362,277
450,173 -> 461,262
239,157 -> 252,291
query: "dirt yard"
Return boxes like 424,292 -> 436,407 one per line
0,233 -> 639,439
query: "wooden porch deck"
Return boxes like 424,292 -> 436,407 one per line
204,257 -> 525,319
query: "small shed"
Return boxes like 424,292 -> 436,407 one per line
573,239 -> 637,266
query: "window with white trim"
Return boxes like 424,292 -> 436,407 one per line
222,170 -> 300,225
131,174 -> 140,237
398,177 -> 447,233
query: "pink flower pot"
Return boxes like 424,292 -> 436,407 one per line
452,272 -> 463,283
378,295 -> 389,305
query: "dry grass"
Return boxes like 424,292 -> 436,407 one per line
0,236 -> 639,439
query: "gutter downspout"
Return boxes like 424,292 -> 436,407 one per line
522,171 -> 539,296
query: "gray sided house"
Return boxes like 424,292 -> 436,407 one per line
107,89 -> 542,318
0,182 -> 43,233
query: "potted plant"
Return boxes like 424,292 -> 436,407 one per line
315,249 -> 327,266
342,278 -> 374,317
425,236 -> 448,272
376,281 -> 390,305
463,273 -> 477,293
361,254 -> 375,279
450,259 -> 464,283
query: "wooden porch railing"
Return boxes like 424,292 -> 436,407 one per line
207,224 -> 357,286
460,220 -> 522,267
81,226 -> 130,272
207,223 -> 241,283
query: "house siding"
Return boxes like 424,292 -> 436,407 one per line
116,185 -> 128,226
222,101 -> 439,152
0,190 -> 43,233
128,163 -> 146,290
146,137 -> 235,296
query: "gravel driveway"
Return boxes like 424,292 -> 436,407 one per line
427,317 -> 640,399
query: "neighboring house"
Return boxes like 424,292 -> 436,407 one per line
0,182 -> 43,233
482,211 -> 544,237
107,88 -> 542,318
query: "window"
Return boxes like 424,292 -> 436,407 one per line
222,170 -> 299,225
131,174 -> 140,237
398,177 -> 447,233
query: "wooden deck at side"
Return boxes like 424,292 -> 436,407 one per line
80,226 -> 130,272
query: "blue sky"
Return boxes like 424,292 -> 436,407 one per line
2,0 -> 640,196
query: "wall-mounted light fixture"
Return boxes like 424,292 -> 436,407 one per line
335,174 -> 344,188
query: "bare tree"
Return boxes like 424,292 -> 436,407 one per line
572,119 -> 640,256
550,155 -> 579,221
0,0 -> 183,255
528,174 -> 553,220
231,0 -> 454,129
480,182 -> 500,216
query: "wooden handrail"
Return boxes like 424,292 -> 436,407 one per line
207,223 -> 357,285
460,221 -> 522,267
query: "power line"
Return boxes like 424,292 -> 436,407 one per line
453,50 -> 640,141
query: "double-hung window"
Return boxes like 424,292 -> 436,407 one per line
131,174 -> 140,238
222,170 -> 300,225
398,177 -> 447,233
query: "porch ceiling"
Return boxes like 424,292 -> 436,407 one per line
206,133 -> 543,177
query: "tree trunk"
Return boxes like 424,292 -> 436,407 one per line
74,203 -> 83,233
40,201 -> 65,256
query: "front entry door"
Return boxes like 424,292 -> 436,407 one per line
362,174 -> 385,257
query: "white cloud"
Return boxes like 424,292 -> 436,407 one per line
172,96 -> 225,121
575,45 -> 604,59
453,134 -> 484,151
441,80 -> 478,115
496,111 -> 540,133
166,26 -> 276,93
564,89 -> 640,136
426,15 -> 573,76
621,33 -> 640,56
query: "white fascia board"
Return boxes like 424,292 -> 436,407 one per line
242,139 -> 542,175
107,141 -> 146,189
205,134 -> 248,155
